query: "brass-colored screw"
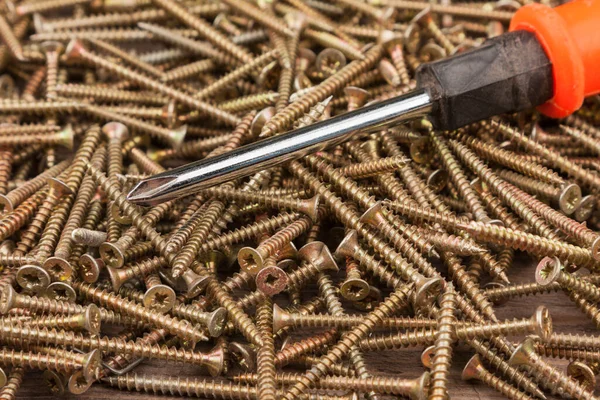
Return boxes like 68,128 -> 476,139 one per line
509,337 -> 598,399
56,83 -> 170,106
142,273 -> 176,313
337,155 -> 410,179
428,283 -> 456,400
380,30 -> 410,86
88,38 -> 164,79
0,16 -> 24,61
567,361 -> 599,392
536,256 -> 600,302
462,355 -> 534,400
65,39 -> 240,127
25,304 -> 101,335
0,367 -> 24,400
256,297 -> 277,400
275,329 -> 338,367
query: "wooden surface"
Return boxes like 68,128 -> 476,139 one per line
15,256 -> 598,399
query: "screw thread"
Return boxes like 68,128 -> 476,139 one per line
261,45 -> 382,137
55,84 -> 169,105
0,16 -> 24,61
353,245 -> 403,288
0,190 -> 47,242
172,200 -> 225,277
72,228 -> 107,247
477,190 -> 523,231
281,286 -> 412,400
496,169 -> 561,201
287,261 -> 324,291
0,348 -> 81,375
219,92 -> 279,113
559,273 -> 600,302
0,367 -> 23,400
431,133 -> 488,221
256,298 -> 277,400
253,216 -> 312,262
275,329 -> 337,367
337,155 -> 409,179
73,282 -> 206,342
429,284 -> 457,400
447,139 -> 561,241
528,349 -> 594,399
4,159 -> 70,209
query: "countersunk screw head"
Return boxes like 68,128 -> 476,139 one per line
0,284 -> 16,314
592,236 -> 600,262
204,307 -> 227,338
300,195 -> 321,222
68,370 -> 92,394
44,281 -> 77,303
415,276 -> 444,310
102,121 -> 129,141
161,100 -> 178,128
426,169 -> 448,193
340,277 -> 370,301
0,367 -> 6,387
461,354 -> 484,381
410,139 -> 432,164
16,264 -> 50,292
535,256 -> 561,286
40,40 -> 65,55
65,39 -> 87,61
255,265 -> 289,296
343,86 -> 368,106
168,124 -> 188,149
48,178 -> 74,198
43,257 -> 73,282
204,345 -> 225,377
297,241 -> 338,273
359,201 -> 387,227
532,305 -> 553,341
78,254 -> 103,283
251,107 -> 275,137
284,11 -> 307,32
575,195 -> 596,222
272,303 -> 292,333
0,194 -> 14,212
105,264 -> 127,291
421,345 -> 435,368
143,284 -> 176,313
237,247 -> 264,275
334,230 -> 360,260
81,349 -> 101,381
84,304 -> 102,335
229,341 -> 256,371
56,124 -> 75,150
567,361 -> 597,391
558,183 -> 582,215
508,337 -> 537,367
43,370 -> 65,396
100,242 -> 125,269
110,202 -> 132,224
315,48 -> 346,74
379,29 -> 403,48
411,371 -> 430,400
180,268 -> 211,297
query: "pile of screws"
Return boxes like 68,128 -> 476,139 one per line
0,0 -> 599,399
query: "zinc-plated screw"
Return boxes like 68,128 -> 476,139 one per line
71,228 -> 107,247
462,355 -> 534,400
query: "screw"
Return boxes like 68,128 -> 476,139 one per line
40,41 -> 65,101
537,256 -> 600,303
65,39 -> 240,127
88,38 -> 164,79
26,304 -> 101,335
567,361 -> 599,391
462,355 -> 535,400
509,337 -> 597,399
0,16 -> 24,61
0,367 -> 24,400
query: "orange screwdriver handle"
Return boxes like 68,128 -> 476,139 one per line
510,0 -> 600,118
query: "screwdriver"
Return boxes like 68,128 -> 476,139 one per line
128,0 -> 600,206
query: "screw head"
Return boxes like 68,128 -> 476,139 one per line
43,257 -> 73,282
426,169 -> 448,193
204,345 -> 225,377
535,256 -> 562,286
300,195 -> 321,222
229,341 -> 256,371
143,284 -> 176,313
410,140 -> 432,164
415,276 -> 444,310
40,41 -> 65,55
558,183 -> 582,215
43,370 -> 65,396
161,100 -> 178,128
272,303 -> 292,333
110,202 -> 131,224
78,254 -> 103,283
421,345 -> 435,368
81,349 -> 101,381
237,247 -> 263,275
575,195 -> 596,222
508,337 -> 536,367
334,230 -> 360,260
567,361 -> 597,391
105,265 -> 126,292
379,59 -> 400,87
44,282 -> 77,303
284,11 -> 307,32
255,265 -> 288,296
315,48 -> 346,75
205,307 -> 227,338
84,304 -> 102,335
379,29 -> 402,48
359,201 -> 386,227
65,39 -> 88,61
16,264 -> 51,292
180,268 -> 211,298
343,86 -> 369,107
461,355 -> 483,381
168,124 -> 187,149
410,371 -> 430,400
0,194 -> 14,212
298,241 -> 338,273
99,242 -> 125,269
67,371 -> 92,394
102,121 -> 129,141
48,178 -> 73,198
0,284 -> 16,314
533,306 -> 552,341
251,107 -> 275,137
340,277 -> 370,301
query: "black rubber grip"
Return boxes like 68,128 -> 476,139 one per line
417,30 -> 553,131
